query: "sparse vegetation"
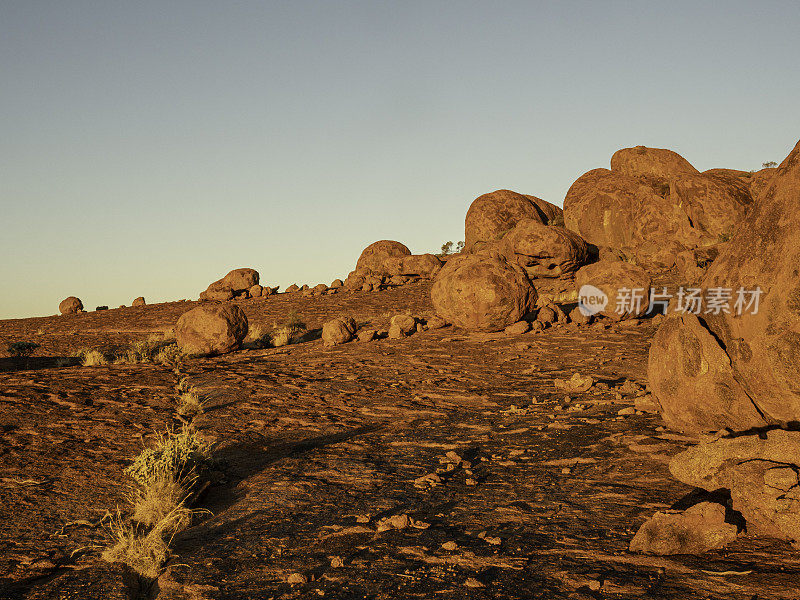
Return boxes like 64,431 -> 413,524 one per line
126,426 -> 212,487
177,388 -> 205,417
102,504 -> 192,579
269,311 -> 306,347
763,161 -> 778,168
103,426 -> 213,579
440,241 -> 454,255
81,349 -> 109,366
7,341 -> 40,358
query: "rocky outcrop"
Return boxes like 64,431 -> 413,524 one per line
430,254 -> 537,332
59,297 -> 83,315
496,218 -> 591,279
464,190 -> 561,253
175,303 -> 248,356
383,254 -> 443,279
131,297 -> 146,307
574,261 -> 651,320
200,268 -> 259,301
648,139 -> 800,434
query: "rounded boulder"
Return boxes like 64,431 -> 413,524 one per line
431,254 -> 537,332
59,296 -> 84,315
356,241 -> 411,274
175,303 -> 248,357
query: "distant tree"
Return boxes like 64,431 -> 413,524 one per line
763,161 -> 778,169
456,241 -> 465,253
440,241 -> 454,255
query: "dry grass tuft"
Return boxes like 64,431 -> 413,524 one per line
176,389 -> 205,418
154,343 -> 184,366
82,350 -> 109,367
131,476 -> 193,528
102,504 -> 192,579
126,426 -> 211,487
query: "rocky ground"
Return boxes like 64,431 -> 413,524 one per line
1,282 -> 798,599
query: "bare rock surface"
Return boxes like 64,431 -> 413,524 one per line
464,190 -> 557,253
1,281 -> 798,599
496,218 -> 591,279
355,240 -> 411,274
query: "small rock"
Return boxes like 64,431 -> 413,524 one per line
426,315 -> 449,330
441,541 -> 458,551
504,320 -> 531,335
629,502 -> 739,555
464,577 -> 484,588
634,393 -> 660,413
330,557 -> 344,568
357,329 -> 377,342
617,406 -> 636,416
287,573 -> 308,584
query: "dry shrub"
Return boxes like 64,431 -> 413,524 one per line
102,504 -> 192,579
126,426 -> 212,487
82,350 -> 109,367
177,389 -> 205,417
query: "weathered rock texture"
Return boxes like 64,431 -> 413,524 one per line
430,254 -> 536,331
464,190 -> 562,253
59,297 -> 83,315
648,139 -> 800,434
629,502 -> 739,555
175,303 -> 248,356
563,146 -> 755,266
575,261 -> 651,321
496,218 -> 591,279
669,430 -> 800,546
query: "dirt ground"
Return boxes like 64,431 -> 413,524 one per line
1,282 -> 798,599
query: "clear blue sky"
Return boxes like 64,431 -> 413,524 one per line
2,1 -> 798,319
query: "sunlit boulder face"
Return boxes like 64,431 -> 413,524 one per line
355,240 -> 411,274
430,253 -> 537,332
200,268 -> 259,301
464,189 -> 562,253
563,146 -> 756,270
495,218 -> 591,279
175,303 -> 248,357
648,139 -> 800,434
574,260 -> 651,321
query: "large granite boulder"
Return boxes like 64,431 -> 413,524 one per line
59,296 -> 83,315
496,218 -> 591,279
648,139 -> 800,434
355,240 -> 411,274
430,254 -> 537,332
464,189 -> 560,253
175,303 -> 248,356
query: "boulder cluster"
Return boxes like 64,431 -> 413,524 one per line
343,241 -> 443,292
641,140 -> 800,550
199,268 -> 278,301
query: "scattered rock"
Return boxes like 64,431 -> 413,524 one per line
389,314 -> 417,339
357,329 -> 376,342
287,573 -> 308,585
568,306 -> 591,325
554,373 -> 594,393
322,317 -> 357,346
285,284 -> 300,293
425,315 -> 448,330
131,296 -> 146,307
249,284 -> 263,298
330,278 -> 344,288
629,502 -> 738,555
